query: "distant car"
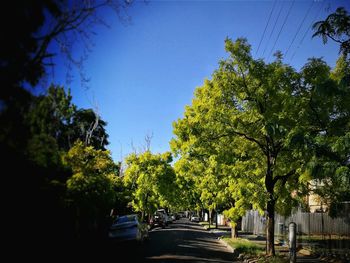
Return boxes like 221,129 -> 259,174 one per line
150,212 -> 166,229
169,213 -> 176,221
190,216 -> 200,223
157,209 -> 172,224
108,214 -> 149,242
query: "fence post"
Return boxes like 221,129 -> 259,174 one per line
289,222 -> 297,263
278,222 -> 285,245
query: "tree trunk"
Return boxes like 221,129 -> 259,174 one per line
215,210 -> 218,229
208,209 -> 212,229
75,206 -> 80,239
142,193 -> 149,221
265,153 -> 276,256
231,222 -> 238,238
266,197 -> 276,256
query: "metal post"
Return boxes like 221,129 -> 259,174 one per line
289,222 -> 297,263
278,223 -> 284,245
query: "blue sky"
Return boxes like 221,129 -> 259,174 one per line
48,0 -> 349,162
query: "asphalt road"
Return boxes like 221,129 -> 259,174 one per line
110,218 -> 234,263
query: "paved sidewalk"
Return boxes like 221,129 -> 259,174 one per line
201,225 -> 349,263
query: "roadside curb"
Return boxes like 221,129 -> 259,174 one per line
201,223 -> 239,259
218,237 -> 235,254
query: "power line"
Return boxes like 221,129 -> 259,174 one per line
289,1 -> 326,63
262,1 -> 284,57
256,0 -> 277,57
268,0 -> 295,60
285,1 -> 314,58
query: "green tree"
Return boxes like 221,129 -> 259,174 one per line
64,141 -> 120,238
70,109 -> 109,150
172,38 -> 312,255
172,113 -> 265,238
312,7 -> 350,59
302,57 -> 350,217
309,6 -> 350,216
173,157 -> 202,213
0,1 -> 132,253
123,151 -> 178,220
27,84 -> 76,150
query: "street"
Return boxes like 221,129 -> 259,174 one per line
110,218 -> 234,263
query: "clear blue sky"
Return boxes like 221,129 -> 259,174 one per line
48,0 -> 349,162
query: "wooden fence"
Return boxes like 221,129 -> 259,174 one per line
241,209 -> 350,236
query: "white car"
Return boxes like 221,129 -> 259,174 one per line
190,216 -> 200,223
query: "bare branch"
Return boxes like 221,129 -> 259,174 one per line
29,1 -> 132,88
144,132 -> 153,152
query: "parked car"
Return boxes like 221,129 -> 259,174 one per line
149,212 -> 166,229
174,213 -> 181,220
108,214 -> 149,242
169,213 -> 176,221
190,215 -> 200,223
157,209 -> 172,224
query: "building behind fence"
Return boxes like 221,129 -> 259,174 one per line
241,208 -> 350,236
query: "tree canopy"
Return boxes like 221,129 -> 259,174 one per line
171,37 -> 350,255
64,141 -> 120,227
123,151 -> 179,219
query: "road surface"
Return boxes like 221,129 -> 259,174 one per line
111,218 -> 234,262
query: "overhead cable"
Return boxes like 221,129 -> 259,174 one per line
268,0 -> 295,60
285,1 -> 314,57
256,0 -> 277,56
289,1 -> 326,63
262,1 -> 284,57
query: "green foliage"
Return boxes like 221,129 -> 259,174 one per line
27,84 -> 76,150
172,157 -> 202,211
0,1 -> 131,249
27,133 -> 61,169
312,7 -> 350,58
64,141 -> 119,217
300,54 -> 350,217
27,85 -> 109,151
123,151 -> 178,217
172,36 -> 350,254
70,109 -> 109,150
172,37 -> 308,221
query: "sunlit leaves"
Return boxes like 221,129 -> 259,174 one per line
123,151 -> 178,215
64,141 -> 119,214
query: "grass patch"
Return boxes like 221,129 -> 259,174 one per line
222,238 -> 289,263
223,238 -> 264,255
199,222 -> 216,229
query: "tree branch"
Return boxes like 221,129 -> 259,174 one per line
272,169 -> 296,185
230,130 -> 267,154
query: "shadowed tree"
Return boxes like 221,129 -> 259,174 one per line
70,109 -> 109,150
64,141 -> 120,240
312,7 -> 350,59
1,0 -> 132,95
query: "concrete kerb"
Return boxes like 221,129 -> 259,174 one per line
199,223 -> 239,258
218,237 -> 235,254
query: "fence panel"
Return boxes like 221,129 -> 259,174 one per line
241,209 -> 350,236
